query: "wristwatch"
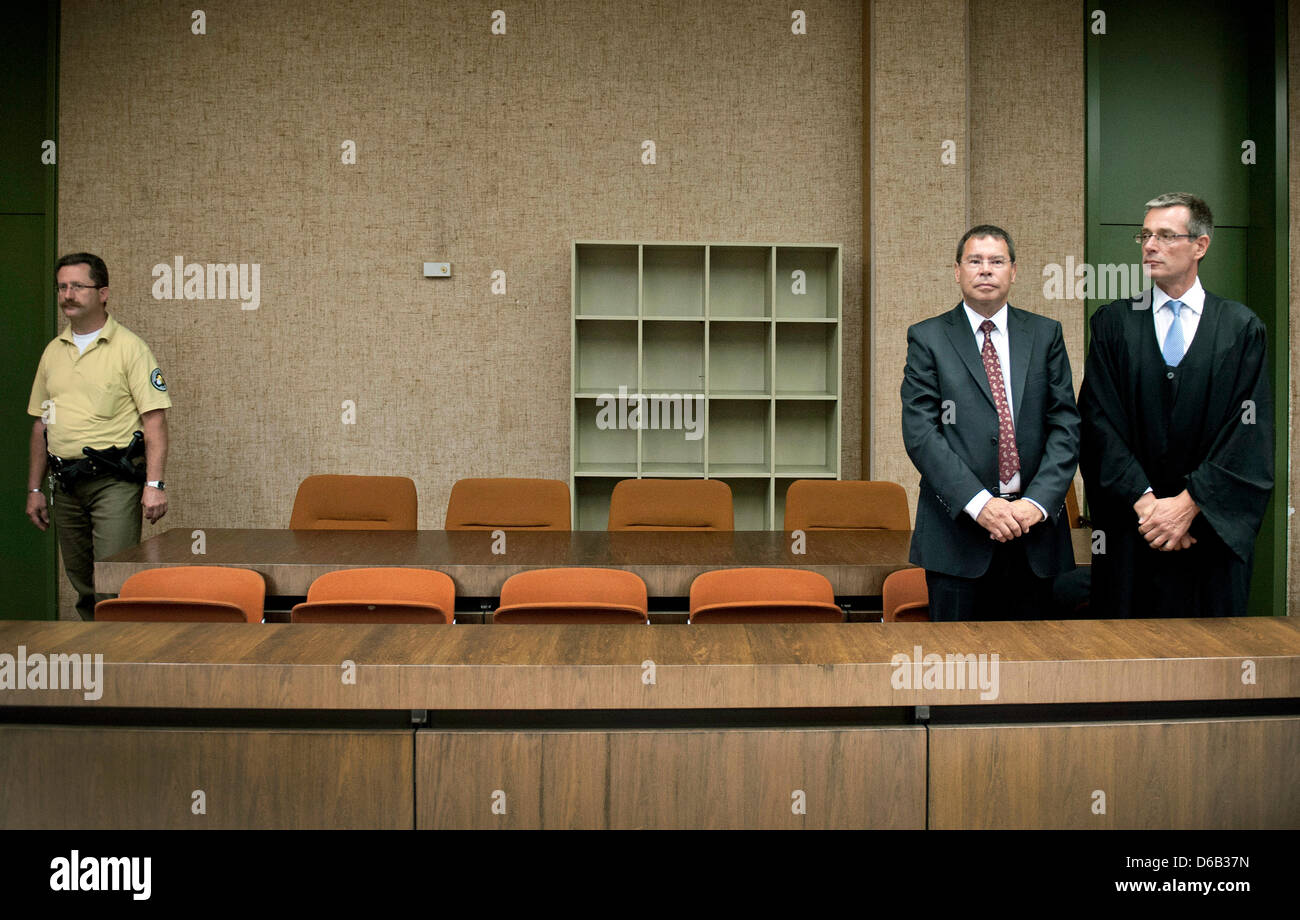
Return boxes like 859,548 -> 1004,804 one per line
146,480 -> 165,490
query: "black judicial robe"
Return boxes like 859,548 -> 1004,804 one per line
1078,291 -> 1273,617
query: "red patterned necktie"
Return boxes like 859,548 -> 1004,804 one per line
979,319 -> 1020,484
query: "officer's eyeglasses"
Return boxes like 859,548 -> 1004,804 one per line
56,283 -> 102,294
1134,230 -> 1199,246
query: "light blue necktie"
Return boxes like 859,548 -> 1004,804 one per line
1162,299 -> 1185,367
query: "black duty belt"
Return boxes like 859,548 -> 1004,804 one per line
49,430 -> 146,489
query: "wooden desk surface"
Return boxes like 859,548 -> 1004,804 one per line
96,528 -> 1093,596
1,617 -> 1294,710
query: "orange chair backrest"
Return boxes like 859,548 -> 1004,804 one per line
882,567 -> 929,622
289,475 -> 418,530
1065,480 -> 1082,527
689,568 -> 843,624
94,566 -> 265,623
291,568 -> 454,624
783,480 -> 910,531
445,478 -> 571,530
494,568 -> 648,624
608,479 -> 733,531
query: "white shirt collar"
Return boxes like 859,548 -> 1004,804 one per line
962,302 -> 1009,337
1153,277 -> 1205,315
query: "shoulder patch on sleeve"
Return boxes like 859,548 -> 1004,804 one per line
150,368 -> 167,392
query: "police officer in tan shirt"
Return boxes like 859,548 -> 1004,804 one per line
26,253 -> 171,620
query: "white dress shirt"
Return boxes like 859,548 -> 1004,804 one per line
1152,277 -> 1205,359
959,303 -> 1046,523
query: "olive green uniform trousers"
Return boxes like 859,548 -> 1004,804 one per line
52,475 -> 142,620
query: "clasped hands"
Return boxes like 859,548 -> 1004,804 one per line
1133,490 -> 1198,551
976,497 -> 1043,542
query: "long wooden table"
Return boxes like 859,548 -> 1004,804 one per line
95,527 -> 1094,598
1,618 -> 1296,829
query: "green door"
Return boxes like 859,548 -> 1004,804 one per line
0,1 -> 58,619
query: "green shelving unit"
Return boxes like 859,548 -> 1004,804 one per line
570,241 -> 842,530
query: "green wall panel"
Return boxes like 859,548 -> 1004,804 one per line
0,220 -> 56,619
0,6 -> 53,214
1,1 -> 57,619
1091,0 -> 1251,227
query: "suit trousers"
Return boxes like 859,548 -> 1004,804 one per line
925,536 -> 1055,622
52,474 -> 143,621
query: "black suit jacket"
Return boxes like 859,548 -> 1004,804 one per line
901,303 -> 1080,578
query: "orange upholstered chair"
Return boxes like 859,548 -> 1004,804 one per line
291,568 -> 454,623
882,567 -> 929,622
783,480 -> 910,531
289,475 -> 418,530
607,479 -> 733,531
94,566 -> 265,623
444,478 -> 571,530
688,568 -> 843,624
1065,480 -> 1084,527
494,568 -> 649,624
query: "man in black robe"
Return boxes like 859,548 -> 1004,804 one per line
1078,192 -> 1273,617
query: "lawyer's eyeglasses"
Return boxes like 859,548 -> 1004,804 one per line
56,283 -> 102,294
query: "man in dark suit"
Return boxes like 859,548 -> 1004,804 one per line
901,225 -> 1080,621
1078,193 -> 1272,617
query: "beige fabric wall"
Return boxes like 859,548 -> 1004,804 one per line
869,0 -> 970,496
55,0 -> 863,615
970,0 -> 1086,506
870,0 -> 1085,509
969,0 -> 1086,390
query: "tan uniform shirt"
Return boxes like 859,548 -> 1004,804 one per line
27,314 -> 171,458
